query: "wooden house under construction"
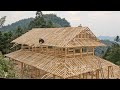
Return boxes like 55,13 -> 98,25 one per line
5,27 -> 120,79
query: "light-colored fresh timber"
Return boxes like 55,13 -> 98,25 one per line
5,27 -> 120,79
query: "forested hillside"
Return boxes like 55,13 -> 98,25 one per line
95,40 -> 114,57
0,18 -> 34,32
0,14 -> 70,33
43,14 -> 70,27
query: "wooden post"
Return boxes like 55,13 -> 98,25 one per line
54,47 -> 56,57
83,73 -> 87,79
73,48 -> 75,58
30,66 -> 33,78
46,46 -> 48,54
108,66 -> 114,79
34,47 -> 36,52
38,69 -> 40,78
108,66 -> 110,79
65,48 -> 67,61
21,62 -> 24,79
53,75 -> 56,79
91,72 -> 94,79
79,74 -> 81,79
83,73 -> 85,79
80,48 -> 82,58
93,47 -> 94,56
87,47 -> 88,56
35,68 -> 38,79
96,69 -> 99,79
28,46 -> 30,51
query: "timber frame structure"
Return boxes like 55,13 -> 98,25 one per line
5,27 -> 120,79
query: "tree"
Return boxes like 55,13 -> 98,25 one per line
114,36 -> 120,42
47,21 -> 54,28
15,26 -> 23,37
0,53 -> 16,78
28,11 -> 54,29
103,36 -> 120,65
36,11 -> 43,18
0,16 -> 6,28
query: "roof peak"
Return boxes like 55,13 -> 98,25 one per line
31,26 -> 88,30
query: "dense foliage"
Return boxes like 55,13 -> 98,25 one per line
0,52 -> 15,78
102,36 -> 120,65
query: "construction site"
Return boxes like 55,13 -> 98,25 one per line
5,27 -> 120,79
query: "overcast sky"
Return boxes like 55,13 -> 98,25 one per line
0,11 -> 120,37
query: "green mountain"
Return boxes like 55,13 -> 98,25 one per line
43,14 -> 70,27
0,14 -> 71,33
0,18 -> 34,32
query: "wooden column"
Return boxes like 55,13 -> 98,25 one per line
96,69 -> 99,79
46,46 -> 48,54
108,66 -> 110,79
54,47 -> 56,56
79,74 -> 81,79
53,75 -> 56,79
73,48 -> 75,58
65,48 -> 67,58
83,73 -> 87,79
93,47 -> 94,56
28,46 -> 30,51
21,44 -> 23,49
87,47 -> 88,56
108,66 -> 114,79
80,48 -> 82,58
34,47 -> 36,52
91,72 -> 94,79
21,62 -> 24,79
